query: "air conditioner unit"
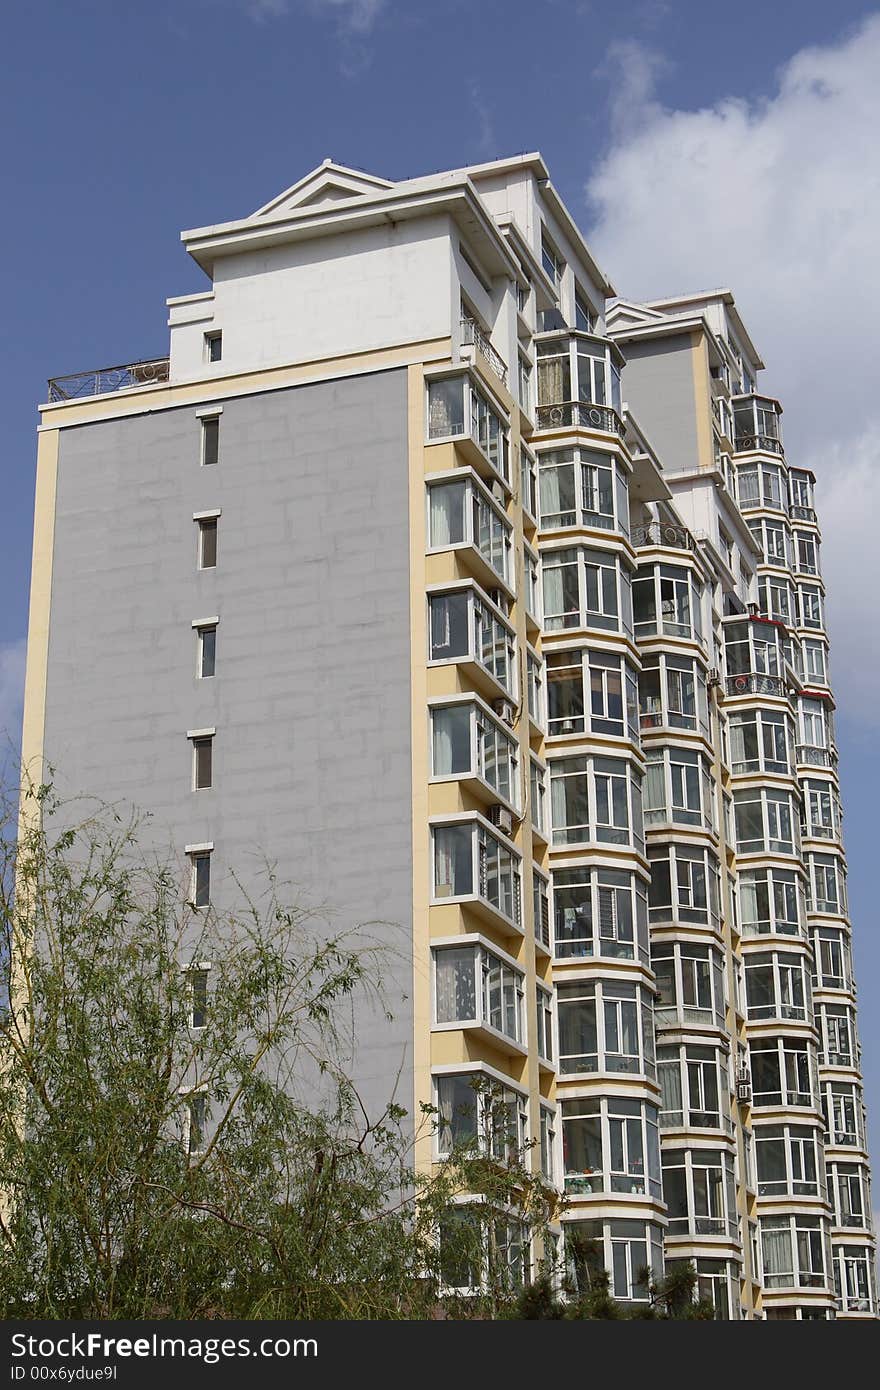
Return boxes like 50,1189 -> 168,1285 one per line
493,698 -> 516,728
708,667 -> 721,686
736,1081 -> 752,1104
487,804 -> 514,836
491,480 -> 507,504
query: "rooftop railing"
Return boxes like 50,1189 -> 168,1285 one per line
48,357 -> 170,402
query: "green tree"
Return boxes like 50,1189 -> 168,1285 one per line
0,785 -> 555,1319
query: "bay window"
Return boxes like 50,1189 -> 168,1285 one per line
811,926 -> 850,992
757,574 -> 796,625
565,1220 -> 663,1303
759,1214 -> 829,1290
803,777 -> 840,841
562,1096 -> 661,1197
546,646 -> 639,740
433,1072 -> 528,1163
537,446 -> 628,533
822,1080 -> 863,1148
818,1006 -> 857,1071
723,617 -> 785,694
733,787 -> 799,856
829,1163 -> 870,1229
633,562 -> 703,643
807,851 -> 847,916
638,652 -> 709,735
738,867 -> 805,936
430,701 -> 519,807
652,941 -> 726,1028
647,843 -> 720,928
755,1122 -> 824,1197
428,585 -> 516,697
793,529 -> 820,576
662,1147 -> 737,1237
643,745 -> 715,831
735,459 -> 786,510
431,820 -> 521,928
833,1245 -> 876,1314
657,1043 -> 732,1132
542,545 -> 632,635
433,941 -> 524,1045
426,374 -> 510,482
535,333 -> 622,416
557,978 -> 654,1076
549,753 -> 644,851
552,864 -> 649,963
750,1038 -> 816,1108
798,583 -> 824,630
728,707 -> 792,775
427,474 -> 512,586
743,949 -> 810,1022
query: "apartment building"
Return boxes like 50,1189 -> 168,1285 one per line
23,154 -> 875,1318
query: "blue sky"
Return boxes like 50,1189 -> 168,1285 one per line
2,0 -> 879,1179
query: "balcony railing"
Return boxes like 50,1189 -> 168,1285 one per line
461,317 -> 508,388
733,431 -> 784,456
631,521 -> 697,552
790,505 -> 818,524
725,672 -> 787,698
48,357 -> 170,402
796,744 -> 838,769
534,400 -> 623,437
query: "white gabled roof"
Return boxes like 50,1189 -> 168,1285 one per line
252,159 -> 394,218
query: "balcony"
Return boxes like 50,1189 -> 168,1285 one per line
733,394 -> 784,456
48,357 -> 170,402
460,316 -> 508,388
790,505 -> 818,525
534,400 -> 623,437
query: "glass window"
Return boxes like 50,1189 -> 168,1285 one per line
433,943 -> 524,1044
201,415 -> 219,466
557,979 -> 653,1077
553,865 -> 648,964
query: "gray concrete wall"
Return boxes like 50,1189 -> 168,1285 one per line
43,370 -> 414,1130
622,333 -> 700,473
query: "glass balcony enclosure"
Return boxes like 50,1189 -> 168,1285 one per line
546,646 -> 640,741
821,1079 -> 865,1147
652,941 -> 726,1029
535,332 -> 623,424
728,707 -> 794,776
429,700 -> 519,808
833,1245 -> 876,1314
562,1096 -> 662,1197
542,545 -> 633,636
537,446 -> 630,535
738,866 -> 807,937
806,851 -> 848,917
724,617 -> 787,697
744,949 -> 811,1022
428,585 -> 516,698
427,473 -> 513,588
750,1038 -> 817,1109
549,752 -> 645,853
755,1123 -> 825,1198
662,1148 -> 738,1238
552,864 -> 649,964
431,819 -> 522,930
733,394 -> 783,454
758,1214 -> 829,1291
426,374 -> 510,484
788,469 -> 817,522
733,787 -> 801,857
643,745 -> 715,832
647,843 -> 721,930
433,1071 -> 527,1162
638,653 -> 709,736
657,1043 -> 733,1132
735,460 -> 787,512
633,563 -> 704,644
557,977 -> 655,1077
432,941 -> 524,1046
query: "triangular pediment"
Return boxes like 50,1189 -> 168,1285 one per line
252,160 -> 395,219
607,299 -> 668,329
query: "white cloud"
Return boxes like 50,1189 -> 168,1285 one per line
586,16 -> 880,725
242,0 -> 386,32
0,638 -> 26,753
